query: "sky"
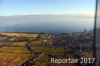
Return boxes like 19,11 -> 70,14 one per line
0,0 -> 96,16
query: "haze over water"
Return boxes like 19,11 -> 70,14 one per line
0,0 -> 95,33
0,15 -> 94,33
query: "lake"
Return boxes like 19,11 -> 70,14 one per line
0,16 -> 94,33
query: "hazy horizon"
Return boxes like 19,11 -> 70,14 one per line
0,0 -> 95,33
0,15 -> 94,33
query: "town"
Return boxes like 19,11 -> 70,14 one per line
0,31 -> 94,66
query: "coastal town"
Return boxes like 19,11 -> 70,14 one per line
0,31 -> 94,66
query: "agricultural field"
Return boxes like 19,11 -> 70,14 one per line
0,32 -> 94,66
0,32 -> 38,37
0,46 -> 31,66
